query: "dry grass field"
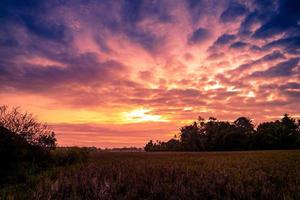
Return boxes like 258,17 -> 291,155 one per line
2,150 -> 300,200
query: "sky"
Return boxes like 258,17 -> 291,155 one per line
0,0 -> 300,147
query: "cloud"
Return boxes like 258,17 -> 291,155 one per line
117,0 -> 173,52
188,28 -> 210,44
1,0 -> 300,147
22,16 -> 70,43
214,34 -> 236,45
229,50 -> 286,74
51,122 -> 179,147
230,41 -> 249,49
279,82 -> 300,98
264,36 -> 300,55
253,0 -> 300,38
220,2 -> 247,22
250,58 -> 300,78
0,52 -> 128,93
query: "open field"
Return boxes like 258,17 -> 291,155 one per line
2,150 -> 300,200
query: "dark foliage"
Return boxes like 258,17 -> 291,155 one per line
0,125 -> 93,187
145,114 -> 300,151
0,106 -> 94,188
0,126 -> 51,185
0,105 -> 56,149
50,147 -> 94,166
145,139 -> 182,152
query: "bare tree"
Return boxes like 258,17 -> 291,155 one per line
0,105 -> 56,149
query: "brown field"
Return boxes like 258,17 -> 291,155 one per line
3,150 -> 300,200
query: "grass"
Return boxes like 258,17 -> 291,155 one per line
2,150 -> 300,200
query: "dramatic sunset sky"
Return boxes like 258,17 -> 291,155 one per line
1,0 -> 300,147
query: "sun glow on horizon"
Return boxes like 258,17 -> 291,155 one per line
123,108 -> 169,123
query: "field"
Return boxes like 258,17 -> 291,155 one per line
3,150 -> 300,200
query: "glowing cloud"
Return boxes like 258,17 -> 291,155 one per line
123,108 -> 168,123
0,0 -> 299,147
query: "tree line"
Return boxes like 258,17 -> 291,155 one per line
144,114 -> 300,151
0,105 -> 92,187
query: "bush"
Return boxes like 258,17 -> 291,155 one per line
0,126 -> 51,185
0,105 -> 56,149
51,147 -> 91,166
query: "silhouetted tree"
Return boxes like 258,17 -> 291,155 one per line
0,126 -> 51,185
254,114 -> 300,149
234,117 -> 254,133
0,105 -> 56,150
281,114 -> 299,147
144,114 -> 300,152
144,140 -> 155,152
0,105 -> 58,186
204,119 -> 237,150
180,122 -> 203,151
255,121 -> 284,149
165,139 -> 181,151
